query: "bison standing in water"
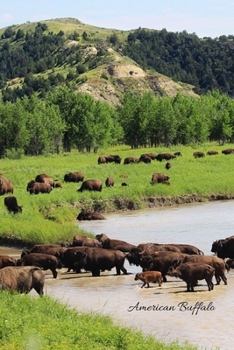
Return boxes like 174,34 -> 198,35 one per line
4,196 -> 22,214
0,266 -> 45,295
77,179 -> 102,192
134,271 -> 163,288
77,209 -> 106,221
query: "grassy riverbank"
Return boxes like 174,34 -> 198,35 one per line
0,291 -> 197,350
1,143 -> 234,246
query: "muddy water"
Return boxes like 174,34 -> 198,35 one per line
2,200 -> 234,350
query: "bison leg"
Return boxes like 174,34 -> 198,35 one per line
91,269 -> 100,277
51,269 -> 58,278
33,283 -> 44,295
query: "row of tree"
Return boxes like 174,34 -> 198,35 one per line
0,87 -> 234,157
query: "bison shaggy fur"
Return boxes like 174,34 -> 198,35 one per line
4,196 -> 22,214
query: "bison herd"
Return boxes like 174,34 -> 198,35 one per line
0,233 -> 234,295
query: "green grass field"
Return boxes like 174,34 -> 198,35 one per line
1,143 -> 234,246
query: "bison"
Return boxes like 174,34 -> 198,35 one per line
35,173 -> 55,187
165,162 -> 171,170
17,253 -> 62,279
77,209 -> 106,221
104,155 -> 121,164
59,246 -> 92,273
97,156 -> 107,164
96,233 -> 136,253
73,247 -> 127,276
0,266 -> 45,295
105,177 -> 114,187
27,180 -> 52,194
155,153 -> 176,162
139,153 -> 157,160
21,244 -> 67,259
174,152 -> 182,157
207,150 -> 218,156
211,236 -> 234,259
222,149 -> 234,155
168,262 -> 215,292
4,196 -> 22,214
0,176 -> 14,195
0,255 -> 17,268
71,235 -> 102,248
134,271 -> 163,288
193,151 -> 205,158
77,179 -> 102,192
124,157 -> 139,165
139,155 -> 151,164
64,172 -> 84,182
150,173 -> 170,185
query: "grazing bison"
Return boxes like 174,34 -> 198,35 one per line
165,162 -> 171,170
105,177 -> 114,187
35,173 -> 55,187
124,157 -> 139,164
193,151 -> 205,158
77,209 -> 106,221
174,152 -> 182,157
77,179 -> 102,192
71,235 -> 102,248
97,156 -> 107,164
150,173 -> 170,185
0,266 -> 45,295
168,262 -> 215,292
0,176 -> 14,195
27,180 -> 52,194
155,153 -> 176,162
121,182 -> 129,187
207,150 -> 218,156
73,247 -> 127,276
176,254 -> 227,285
64,172 -> 84,182
139,155 -> 151,164
104,155 -> 121,164
134,271 -> 163,288
139,153 -> 157,160
17,253 -> 62,279
96,233 -> 136,252
0,255 -> 16,268
222,148 -> 234,155
211,236 -> 234,259
4,196 -> 22,214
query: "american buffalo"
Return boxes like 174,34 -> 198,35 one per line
139,153 -> 157,160
150,173 -> 170,185
0,176 -> 14,195
193,151 -> 205,158
207,150 -> 218,156
97,156 -> 107,164
168,262 -> 215,292
165,162 -> 171,170
174,152 -> 182,157
35,173 -> 55,187
124,157 -> 139,164
222,149 -> 234,155
211,236 -> 234,259
27,180 -> 52,194
155,153 -> 176,162
134,271 -> 162,288
0,255 -> 17,268
59,246 -> 92,273
139,155 -> 151,164
17,253 -> 62,278
73,247 -> 128,277
105,177 -> 114,187
96,233 -> 136,252
71,235 -> 102,248
77,179 -> 102,192
77,209 -> 106,221
0,266 -> 45,295
4,196 -> 22,214
64,172 -> 84,182
104,155 -> 121,164
21,244 -> 67,259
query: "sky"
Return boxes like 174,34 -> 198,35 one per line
1,0 -> 234,39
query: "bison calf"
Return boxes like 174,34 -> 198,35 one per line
134,271 -> 163,288
4,196 -> 22,214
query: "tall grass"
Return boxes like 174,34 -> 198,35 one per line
1,143 -> 234,245
0,292 -> 197,350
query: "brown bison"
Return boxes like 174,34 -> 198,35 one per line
139,155 -> 151,164
222,148 -> 234,155
77,179 -> 102,192
71,235 -> 102,248
96,233 -> 136,253
27,180 -> 52,194
21,244 -> 67,259
123,156 -> 139,164
77,209 -> 106,221
104,155 -> 121,164
207,150 -> 218,156
105,177 -> 114,187
155,153 -> 176,162
17,253 -> 62,279
168,262 -> 215,292
211,236 -> 234,259
0,255 -> 17,268
4,196 -> 22,214
73,247 -> 127,276
121,182 -> 129,187
134,271 -> 163,288
140,153 -> 157,160
35,173 -> 55,187
0,266 -> 45,295
151,173 -> 170,185
174,152 -> 182,157
0,176 -> 14,195
193,151 -> 205,158
64,172 -> 84,182
97,156 -> 107,164
165,162 -> 171,170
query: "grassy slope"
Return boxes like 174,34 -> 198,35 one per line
0,143 -> 234,246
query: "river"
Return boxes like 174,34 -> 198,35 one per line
2,200 -> 234,350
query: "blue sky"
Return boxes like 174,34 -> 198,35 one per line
1,0 -> 234,38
